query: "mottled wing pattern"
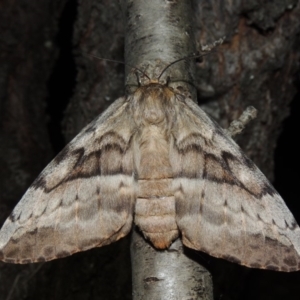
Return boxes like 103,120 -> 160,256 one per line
172,97 -> 300,272
0,97 -> 136,263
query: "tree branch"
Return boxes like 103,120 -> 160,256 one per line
122,0 -> 213,298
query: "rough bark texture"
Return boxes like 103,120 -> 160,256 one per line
193,1 -> 300,299
0,0 -> 300,299
195,0 -> 300,181
64,0 -> 126,142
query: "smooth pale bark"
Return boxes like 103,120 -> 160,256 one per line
131,228 -> 213,300
123,0 -> 196,100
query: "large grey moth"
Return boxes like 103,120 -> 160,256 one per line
0,66 -> 299,272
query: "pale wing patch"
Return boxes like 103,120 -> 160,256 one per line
172,97 -> 300,272
0,97 -> 136,263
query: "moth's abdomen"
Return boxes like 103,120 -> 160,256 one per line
134,123 -> 179,249
135,192 -> 178,249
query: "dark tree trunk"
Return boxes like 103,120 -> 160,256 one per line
0,0 -> 67,299
0,0 -> 300,300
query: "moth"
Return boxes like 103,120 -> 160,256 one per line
0,64 -> 300,273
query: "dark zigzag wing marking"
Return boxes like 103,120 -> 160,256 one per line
0,97 -> 136,263
32,132 -> 134,194
172,96 -> 300,272
173,134 -> 276,199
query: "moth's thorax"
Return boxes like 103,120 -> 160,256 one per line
131,83 -> 177,127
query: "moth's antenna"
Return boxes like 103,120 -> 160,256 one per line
157,37 -> 225,81
85,54 -> 151,81
157,52 -> 207,81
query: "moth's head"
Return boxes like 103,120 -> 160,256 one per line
125,54 -> 203,100
125,62 -> 189,99
85,52 -> 206,100
133,80 -> 176,102
127,62 -> 169,87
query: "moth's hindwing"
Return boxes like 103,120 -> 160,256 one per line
0,97 -> 135,263
172,97 -> 300,272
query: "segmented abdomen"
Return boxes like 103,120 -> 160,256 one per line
134,126 -> 179,248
